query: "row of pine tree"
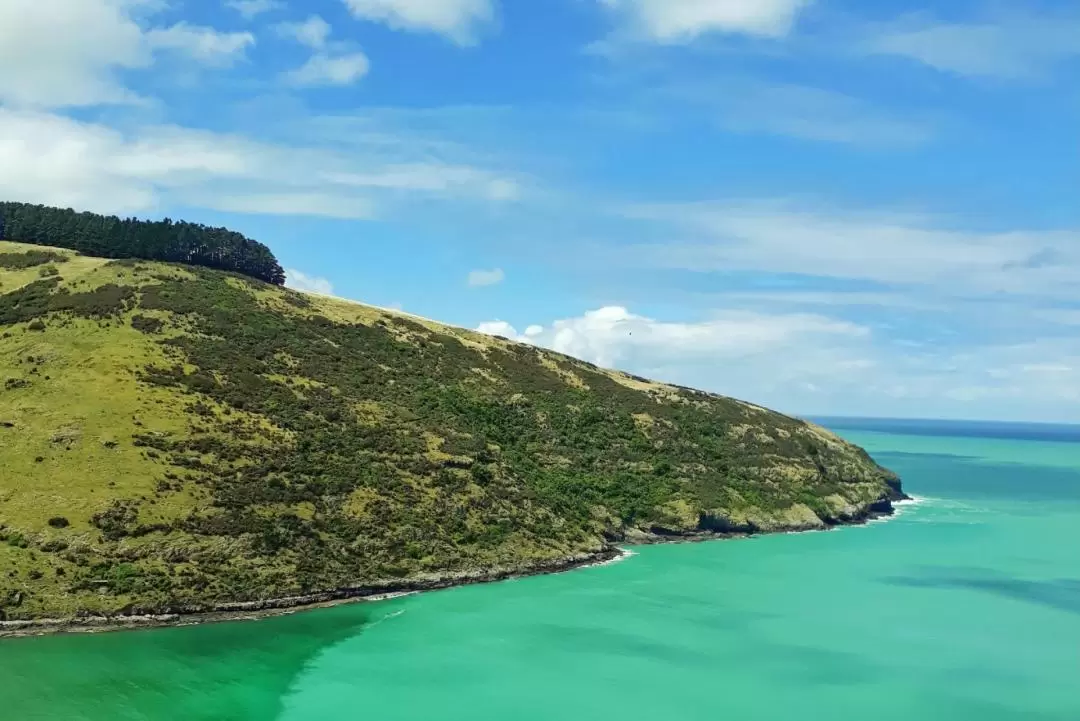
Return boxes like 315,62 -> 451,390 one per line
0,202 -> 286,286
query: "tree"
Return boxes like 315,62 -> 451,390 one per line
0,202 -> 286,285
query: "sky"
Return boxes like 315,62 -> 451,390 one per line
1,0 -> 1079,422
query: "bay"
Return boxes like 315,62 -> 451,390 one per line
2,419 -> 1078,721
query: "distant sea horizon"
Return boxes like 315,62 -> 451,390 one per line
810,415 -> 1080,443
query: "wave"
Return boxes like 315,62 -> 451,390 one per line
583,548 -> 637,570
894,495 -> 929,512
859,495 -> 929,526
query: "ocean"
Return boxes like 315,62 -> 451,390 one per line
1,418 -> 1078,721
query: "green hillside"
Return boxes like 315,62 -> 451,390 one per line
0,240 -> 903,623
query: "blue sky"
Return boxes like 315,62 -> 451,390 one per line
2,0 -> 1079,422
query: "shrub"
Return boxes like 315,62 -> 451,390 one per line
0,250 -> 66,270
130,315 -> 164,334
40,539 -> 70,553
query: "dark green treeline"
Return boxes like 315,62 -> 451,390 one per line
0,202 -> 285,285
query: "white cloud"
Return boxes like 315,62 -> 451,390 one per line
478,305 -> 865,370
285,52 -> 371,86
622,201 -> 1080,300
476,305 -> 1080,422
0,0 -> 254,108
277,15 -> 333,49
342,0 -> 495,44
525,199 -> 1080,420
275,16 -> 370,87
227,0 -> 284,20
0,107 -> 523,219
0,0 -> 149,107
599,0 -> 812,43
866,13 -> 1080,80
476,320 -> 518,338
467,268 -> 505,287
0,109 -> 229,213
286,269 -> 336,295
146,23 -> 255,66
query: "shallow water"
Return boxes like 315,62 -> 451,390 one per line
2,419 -> 1079,721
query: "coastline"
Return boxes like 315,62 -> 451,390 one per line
0,497 -> 903,639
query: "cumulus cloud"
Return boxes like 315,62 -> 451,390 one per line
476,320 -> 517,338
478,305 -> 865,369
0,0 -> 149,107
0,0 -> 254,108
286,269 -> 335,295
865,12 -> 1080,80
0,107 -> 523,218
598,0 -> 812,42
146,23 -> 255,66
467,268 -> 505,287
342,0 -> 495,45
277,15 -> 333,49
473,305 -> 886,416
285,52 -> 371,86
531,195 -> 1080,420
476,305 -> 1080,421
0,109 -> 239,214
276,15 -> 371,87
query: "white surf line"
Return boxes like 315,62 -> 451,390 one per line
863,495 -> 930,525
579,547 -> 637,570
364,608 -> 408,631
895,495 -> 930,512
362,591 -> 420,603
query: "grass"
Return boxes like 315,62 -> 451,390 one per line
0,318 -> 200,526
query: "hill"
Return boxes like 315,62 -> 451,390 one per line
0,240 -> 903,626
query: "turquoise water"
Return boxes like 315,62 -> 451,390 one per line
2,420 -> 1079,721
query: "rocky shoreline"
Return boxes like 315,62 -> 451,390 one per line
617,492 -> 904,545
0,548 -> 625,638
0,496 -> 903,639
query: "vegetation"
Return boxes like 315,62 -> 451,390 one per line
0,239 -> 901,622
0,202 -> 284,285
0,250 -> 67,271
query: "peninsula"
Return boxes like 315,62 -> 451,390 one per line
0,203 -> 904,633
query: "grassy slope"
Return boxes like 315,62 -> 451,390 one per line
0,242 -> 902,621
